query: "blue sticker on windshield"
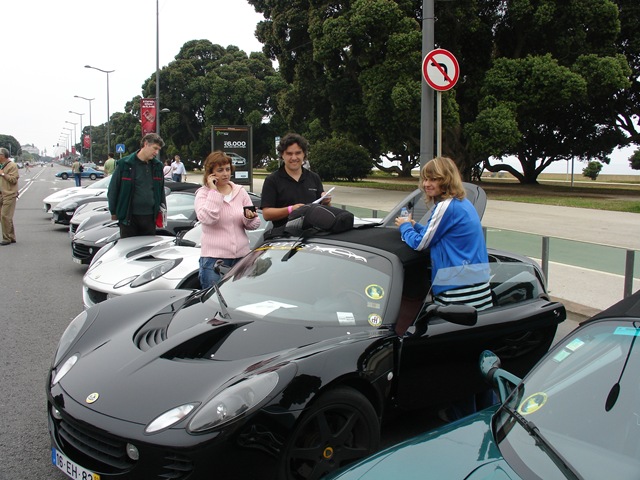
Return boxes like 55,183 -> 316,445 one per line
613,326 -> 640,337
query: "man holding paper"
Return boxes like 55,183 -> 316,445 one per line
261,133 -> 332,228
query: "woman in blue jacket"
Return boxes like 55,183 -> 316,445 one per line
396,156 -> 492,310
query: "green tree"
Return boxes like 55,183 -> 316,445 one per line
629,149 -> 640,169
0,134 -> 21,157
140,41 -> 284,166
249,0 -> 638,183
311,137 -> 372,181
582,160 -> 603,180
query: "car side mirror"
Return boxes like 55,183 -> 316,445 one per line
479,350 -> 522,402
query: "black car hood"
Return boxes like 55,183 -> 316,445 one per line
57,290 -> 386,424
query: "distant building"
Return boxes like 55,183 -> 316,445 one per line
21,144 -> 39,155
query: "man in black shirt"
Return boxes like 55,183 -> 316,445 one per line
261,133 -> 331,228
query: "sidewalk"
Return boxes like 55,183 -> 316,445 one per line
198,175 -> 640,316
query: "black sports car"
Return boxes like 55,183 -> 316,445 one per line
48,219 -> 565,479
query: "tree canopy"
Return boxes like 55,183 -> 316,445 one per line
81,1 -> 640,183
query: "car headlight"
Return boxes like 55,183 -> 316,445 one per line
145,403 -> 199,434
54,310 -> 89,365
87,240 -> 117,270
64,202 -> 79,211
129,258 -> 183,288
52,354 -> 78,386
188,371 -> 280,433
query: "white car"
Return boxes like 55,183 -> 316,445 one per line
82,214 -> 269,309
43,175 -> 111,213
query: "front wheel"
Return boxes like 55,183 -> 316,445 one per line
279,387 -> 380,480
89,174 -> 97,180
60,173 -> 68,180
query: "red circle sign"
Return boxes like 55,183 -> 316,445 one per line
422,49 -> 460,91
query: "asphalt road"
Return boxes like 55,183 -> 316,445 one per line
1,166 -> 581,479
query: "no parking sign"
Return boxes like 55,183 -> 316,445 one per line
422,49 -> 460,91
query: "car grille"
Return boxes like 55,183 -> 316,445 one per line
58,417 -> 133,471
86,287 -> 108,305
53,413 -> 194,479
70,223 -> 79,235
72,241 -> 98,263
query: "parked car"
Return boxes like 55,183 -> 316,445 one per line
52,194 -> 108,225
68,201 -> 109,237
82,212 -> 268,307
56,167 -> 104,181
71,191 -> 262,266
43,176 -> 111,213
47,200 -> 566,479
71,191 -> 199,265
327,289 -> 640,480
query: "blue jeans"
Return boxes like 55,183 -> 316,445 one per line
172,173 -> 182,182
199,257 -> 238,289
74,173 -> 82,186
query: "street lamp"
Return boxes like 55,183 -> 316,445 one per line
65,121 -> 77,153
69,111 -> 84,157
63,127 -> 74,155
74,95 -> 94,163
85,65 -> 115,154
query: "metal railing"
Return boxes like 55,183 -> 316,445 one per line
339,204 -> 639,300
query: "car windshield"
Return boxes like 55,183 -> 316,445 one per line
204,240 -> 393,327
86,176 -> 111,190
495,319 -> 640,480
166,193 -> 195,218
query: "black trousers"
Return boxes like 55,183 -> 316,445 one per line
119,214 -> 156,238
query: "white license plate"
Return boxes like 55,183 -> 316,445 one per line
72,257 -> 83,264
52,448 -> 101,479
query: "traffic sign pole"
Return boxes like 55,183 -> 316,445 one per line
422,49 -> 460,158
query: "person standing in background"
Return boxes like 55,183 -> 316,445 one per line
71,158 -> 82,186
103,153 -> 116,176
0,148 -> 19,245
261,133 -> 331,228
171,154 -> 186,182
107,133 -> 166,238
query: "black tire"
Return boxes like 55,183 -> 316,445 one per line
61,173 -> 68,180
279,387 -> 380,480
90,174 -> 97,180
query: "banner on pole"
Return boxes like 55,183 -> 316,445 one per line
141,98 -> 157,136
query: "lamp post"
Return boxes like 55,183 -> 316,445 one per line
74,95 -> 94,163
69,111 -> 84,157
85,65 -> 115,155
65,121 -> 77,154
63,127 -> 74,156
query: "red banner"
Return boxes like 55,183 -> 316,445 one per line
83,135 -> 91,149
141,98 -> 157,136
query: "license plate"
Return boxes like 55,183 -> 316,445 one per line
52,448 -> 100,479
72,257 -> 83,264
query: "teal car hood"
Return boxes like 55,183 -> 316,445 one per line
331,408 -> 520,480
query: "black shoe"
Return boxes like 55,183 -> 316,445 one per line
10,240 -> 16,243
0,241 -> 11,246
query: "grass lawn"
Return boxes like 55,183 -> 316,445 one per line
252,170 -> 640,213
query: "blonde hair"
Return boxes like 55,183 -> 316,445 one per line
202,151 -> 234,184
419,156 -> 466,202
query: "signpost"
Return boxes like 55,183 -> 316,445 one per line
422,49 -> 460,157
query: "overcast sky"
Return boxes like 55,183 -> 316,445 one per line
1,0 -> 264,157
1,1 -> 636,173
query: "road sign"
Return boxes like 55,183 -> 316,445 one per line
422,49 -> 460,91
115,144 -> 125,154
